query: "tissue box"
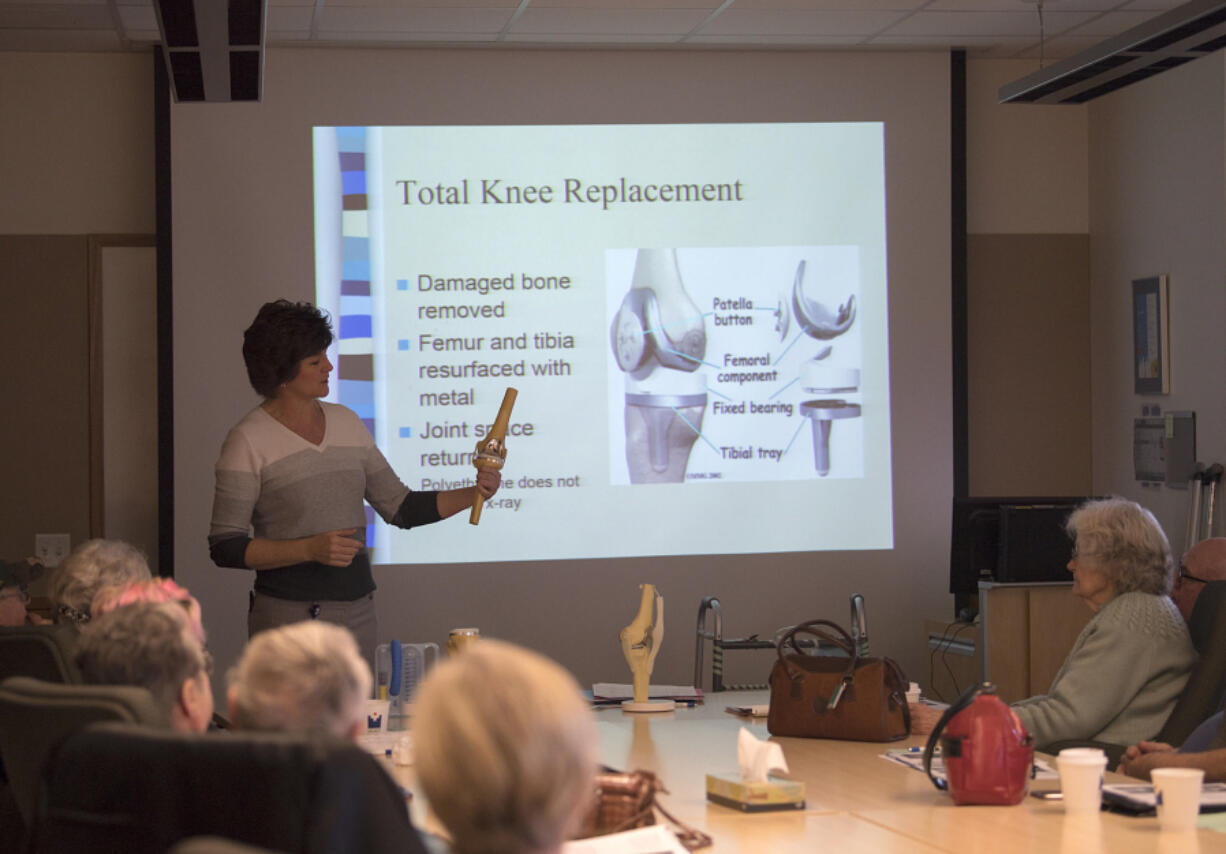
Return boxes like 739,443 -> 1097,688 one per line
705,773 -> 806,812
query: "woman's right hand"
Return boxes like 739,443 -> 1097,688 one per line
306,529 -> 362,567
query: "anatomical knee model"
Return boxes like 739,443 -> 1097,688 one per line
619,583 -> 668,709
792,259 -> 862,476
611,249 -> 708,483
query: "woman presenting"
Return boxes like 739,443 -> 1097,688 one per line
209,300 -> 500,664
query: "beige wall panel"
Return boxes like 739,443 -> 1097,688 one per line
0,52 -> 154,235
966,59 -> 1089,235
1087,53 -> 1226,549
0,236 -> 91,563
967,233 -> 1091,497
101,243 -> 159,567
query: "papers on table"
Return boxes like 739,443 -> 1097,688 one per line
881,747 -> 1057,781
725,704 -> 770,717
562,825 -> 690,854
1102,781 -> 1226,814
590,684 -> 703,705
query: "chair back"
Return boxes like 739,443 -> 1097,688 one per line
34,723 -> 430,854
0,624 -> 81,684
0,676 -> 164,829
1154,580 -> 1226,746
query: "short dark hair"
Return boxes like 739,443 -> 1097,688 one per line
242,300 -> 334,398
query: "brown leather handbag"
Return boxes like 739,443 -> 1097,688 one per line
766,619 -> 910,742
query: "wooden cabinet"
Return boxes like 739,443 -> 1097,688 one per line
924,582 -> 1092,705
980,581 -> 1093,704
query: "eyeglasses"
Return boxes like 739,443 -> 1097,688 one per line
1179,563 -> 1211,585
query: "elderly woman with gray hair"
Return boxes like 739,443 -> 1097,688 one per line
913,497 -> 1196,751
47,539 -> 152,628
413,639 -> 597,854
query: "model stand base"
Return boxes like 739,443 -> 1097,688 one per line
621,700 -> 677,713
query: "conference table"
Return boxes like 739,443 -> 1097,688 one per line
390,689 -> 1226,853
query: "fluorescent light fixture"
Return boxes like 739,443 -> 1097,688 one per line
1000,0 -> 1226,104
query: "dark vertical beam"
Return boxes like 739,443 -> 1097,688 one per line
154,47 -> 175,577
951,50 -> 969,499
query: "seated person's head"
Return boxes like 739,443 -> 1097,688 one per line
227,621 -> 371,739
0,557 -> 43,627
1066,497 -> 1173,606
48,539 -> 152,627
92,577 -> 205,644
75,601 -> 214,733
413,639 -> 597,854
1172,537 -> 1226,621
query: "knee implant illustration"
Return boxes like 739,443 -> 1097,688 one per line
791,259 -> 862,477
611,249 -> 708,483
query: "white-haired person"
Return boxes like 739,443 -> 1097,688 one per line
226,620 -> 371,739
912,496 -> 1196,752
412,639 -> 598,854
47,539 -> 152,629
74,600 -> 214,733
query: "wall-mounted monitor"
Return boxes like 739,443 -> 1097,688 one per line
949,497 -> 1088,621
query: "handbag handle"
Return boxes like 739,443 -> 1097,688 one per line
921,682 -> 988,791
775,620 -> 913,725
774,620 -> 859,710
775,619 -> 857,663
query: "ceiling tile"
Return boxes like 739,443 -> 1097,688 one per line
699,9 -> 905,37
503,29 -> 681,41
512,6 -> 711,34
686,31 -> 869,44
316,6 -> 517,33
1066,8 -> 1170,35
0,5 -> 113,28
884,9 -> 1098,37
0,27 -> 122,48
268,5 -> 313,30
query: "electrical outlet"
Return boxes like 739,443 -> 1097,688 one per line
35,533 -> 71,568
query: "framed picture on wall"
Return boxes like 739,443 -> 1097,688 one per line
1133,275 -> 1170,395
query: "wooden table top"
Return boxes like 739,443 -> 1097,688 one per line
390,689 -> 1226,853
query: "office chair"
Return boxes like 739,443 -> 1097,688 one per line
1040,582 -> 1226,768
1151,580 -> 1226,747
0,624 -> 81,684
34,722 -> 431,854
0,676 -> 164,833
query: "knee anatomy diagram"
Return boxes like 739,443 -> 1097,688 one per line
610,247 -> 864,483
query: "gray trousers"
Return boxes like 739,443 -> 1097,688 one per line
248,590 -> 377,671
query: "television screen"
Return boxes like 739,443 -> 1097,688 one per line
949,497 -> 1085,620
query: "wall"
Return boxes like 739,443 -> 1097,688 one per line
0,52 -> 155,568
1087,53 -> 1226,553
0,47 -> 1104,699
169,47 -> 954,693
0,236 -> 91,562
0,52 -> 154,235
964,59 -> 1092,499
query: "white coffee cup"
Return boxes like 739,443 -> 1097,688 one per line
1152,767 -> 1204,832
1057,748 -> 1108,813
363,699 -> 391,733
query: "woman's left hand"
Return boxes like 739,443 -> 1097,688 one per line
476,468 -> 501,498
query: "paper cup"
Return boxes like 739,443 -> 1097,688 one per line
1152,767 -> 1204,832
1057,748 -> 1107,813
364,699 -> 390,733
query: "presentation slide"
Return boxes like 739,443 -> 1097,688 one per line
313,122 -> 893,564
